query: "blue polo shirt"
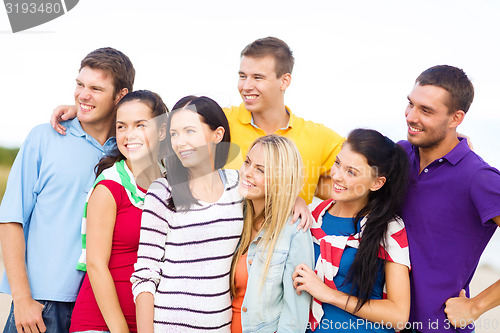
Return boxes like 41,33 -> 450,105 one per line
399,138 -> 500,333
0,118 -> 116,302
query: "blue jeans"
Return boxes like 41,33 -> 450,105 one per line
3,300 -> 75,333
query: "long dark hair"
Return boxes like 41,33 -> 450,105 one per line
343,129 -> 409,311
94,90 -> 169,177
164,96 -> 231,211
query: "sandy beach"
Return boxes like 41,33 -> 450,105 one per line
0,250 -> 499,332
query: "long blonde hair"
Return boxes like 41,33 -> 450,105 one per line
230,135 -> 304,295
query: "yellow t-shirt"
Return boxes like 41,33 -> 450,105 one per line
224,103 -> 345,204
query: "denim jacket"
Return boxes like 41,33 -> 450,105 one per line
241,217 -> 314,332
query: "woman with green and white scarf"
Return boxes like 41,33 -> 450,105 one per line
70,90 -> 168,333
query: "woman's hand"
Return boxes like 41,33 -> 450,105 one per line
291,197 -> 313,231
292,263 -> 333,303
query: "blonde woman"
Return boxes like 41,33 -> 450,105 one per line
230,135 -> 314,333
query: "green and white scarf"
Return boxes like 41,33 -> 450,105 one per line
76,159 -> 145,271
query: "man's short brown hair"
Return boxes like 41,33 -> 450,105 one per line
241,37 -> 294,78
80,47 -> 135,96
416,65 -> 474,114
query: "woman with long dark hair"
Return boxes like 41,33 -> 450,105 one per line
131,96 -> 244,332
293,128 -> 411,332
70,90 -> 168,333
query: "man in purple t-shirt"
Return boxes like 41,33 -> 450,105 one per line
399,65 -> 500,333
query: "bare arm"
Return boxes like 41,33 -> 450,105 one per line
135,292 -> 155,333
86,185 -> 129,333
314,174 -> 332,200
0,223 -> 46,333
444,216 -> 500,328
50,105 -> 78,135
293,261 -> 410,328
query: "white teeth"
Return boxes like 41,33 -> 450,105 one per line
245,95 -> 257,101
80,104 -> 94,111
334,183 -> 346,190
409,125 -> 422,132
180,150 -> 194,157
126,143 -> 142,149
242,179 -> 254,187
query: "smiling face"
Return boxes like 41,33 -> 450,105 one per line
239,143 -> 266,207
75,66 -> 123,127
237,55 -> 288,114
330,143 -> 384,207
116,100 -> 165,164
405,83 -> 457,149
169,109 -> 223,170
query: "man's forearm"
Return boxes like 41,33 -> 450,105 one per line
0,222 -> 32,301
445,279 -> 500,327
472,279 -> 500,318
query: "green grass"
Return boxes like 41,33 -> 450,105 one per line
0,165 -> 11,202
0,147 -> 17,202
0,147 -> 18,166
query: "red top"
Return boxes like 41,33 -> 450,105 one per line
70,180 -> 145,333
231,253 -> 248,333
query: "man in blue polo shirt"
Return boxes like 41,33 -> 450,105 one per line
0,48 -> 134,333
399,65 -> 500,333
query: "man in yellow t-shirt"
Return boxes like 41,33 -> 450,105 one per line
225,37 -> 344,204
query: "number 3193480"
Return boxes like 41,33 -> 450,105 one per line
5,2 -> 62,14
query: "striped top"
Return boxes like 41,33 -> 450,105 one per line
131,169 -> 244,332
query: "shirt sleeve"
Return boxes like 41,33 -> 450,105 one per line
470,166 -> 500,225
380,217 -> 411,270
278,223 -> 315,332
131,179 -> 171,301
0,127 -> 42,226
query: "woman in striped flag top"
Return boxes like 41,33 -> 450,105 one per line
131,96 -> 244,332
293,128 -> 412,333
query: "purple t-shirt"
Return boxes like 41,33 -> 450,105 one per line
399,139 -> 500,333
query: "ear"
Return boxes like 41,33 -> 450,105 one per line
212,126 -> 225,144
370,176 -> 386,192
280,73 -> 292,92
158,122 -> 167,142
449,110 -> 465,129
114,88 -> 129,105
